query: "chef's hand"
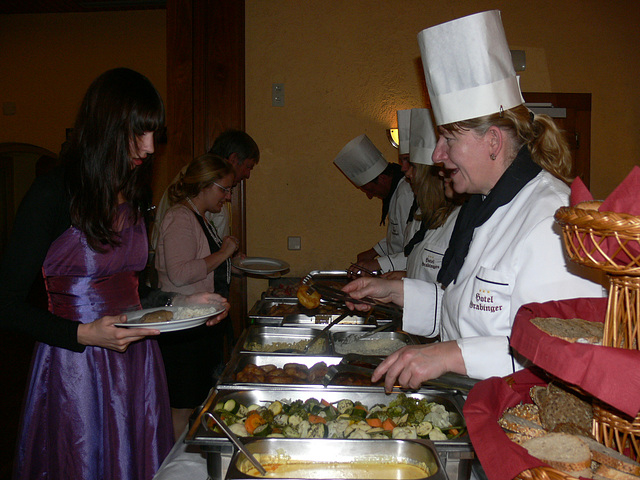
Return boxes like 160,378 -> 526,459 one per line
78,315 -> 159,352
356,248 -> 378,263
173,292 -> 231,326
342,277 -> 404,311
381,270 -> 406,281
371,341 -> 466,393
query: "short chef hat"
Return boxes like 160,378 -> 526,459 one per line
409,108 -> 436,165
397,109 -> 412,155
417,10 -> 524,126
334,134 -> 388,187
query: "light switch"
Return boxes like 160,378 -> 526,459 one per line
272,83 -> 285,107
287,236 -> 301,250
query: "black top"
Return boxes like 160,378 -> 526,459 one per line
0,167 -> 169,352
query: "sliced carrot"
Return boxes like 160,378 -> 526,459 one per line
382,418 -> 397,431
308,414 -> 327,424
245,412 -> 266,435
321,399 -> 331,407
366,418 -> 382,428
354,405 -> 367,411
449,428 -> 459,437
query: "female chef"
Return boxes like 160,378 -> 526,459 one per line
343,10 -> 605,392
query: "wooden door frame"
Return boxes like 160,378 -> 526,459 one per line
165,0 -> 247,338
523,92 -> 592,188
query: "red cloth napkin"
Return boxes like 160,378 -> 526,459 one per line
510,298 -> 640,417
599,166 -> 640,216
570,176 -> 593,206
567,168 -> 640,267
463,369 -> 549,480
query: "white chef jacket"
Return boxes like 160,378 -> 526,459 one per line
375,178 -> 415,272
402,171 -> 605,379
406,206 -> 460,282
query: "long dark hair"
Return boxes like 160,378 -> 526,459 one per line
63,68 -> 165,251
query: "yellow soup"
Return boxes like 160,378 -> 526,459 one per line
243,460 -> 430,479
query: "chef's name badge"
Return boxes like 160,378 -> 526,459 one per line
469,288 -> 504,313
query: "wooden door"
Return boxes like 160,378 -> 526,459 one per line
165,0 -> 247,344
524,92 -> 592,188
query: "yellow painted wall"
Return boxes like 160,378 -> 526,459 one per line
244,0 -> 640,303
0,10 -> 166,193
1,3 -> 639,308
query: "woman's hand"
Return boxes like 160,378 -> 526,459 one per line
342,277 -> 404,311
371,341 -> 466,393
174,292 -> 231,326
221,236 -> 239,257
77,315 -> 159,352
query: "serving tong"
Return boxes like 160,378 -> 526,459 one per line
321,354 -> 480,393
301,275 -> 402,320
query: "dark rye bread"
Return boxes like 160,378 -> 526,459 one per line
531,383 -> 593,433
577,436 -> 640,476
522,433 -> 592,473
530,317 -> 604,344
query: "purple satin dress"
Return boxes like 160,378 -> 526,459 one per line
13,204 -> 173,480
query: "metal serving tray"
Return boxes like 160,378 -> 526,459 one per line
217,353 -> 386,391
225,438 -> 446,480
248,299 -> 360,326
187,388 -> 472,480
237,326 -> 335,356
332,331 -> 416,356
282,313 -> 372,327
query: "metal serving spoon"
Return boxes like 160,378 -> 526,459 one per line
201,409 -> 267,476
274,311 -> 349,353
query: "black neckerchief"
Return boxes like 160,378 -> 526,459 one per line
404,217 -> 432,256
380,165 -> 405,226
192,211 -> 230,297
407,197 -> 418,224
437,145 -> 542,288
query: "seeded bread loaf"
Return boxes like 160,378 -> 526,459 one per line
522,433 -> 592,473
532,383 -> 593,433
499,412 -> 547,439
530,317 -> 604,344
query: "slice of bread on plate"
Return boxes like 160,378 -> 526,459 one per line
522,433 -> 592,473
530,317 -> 604,344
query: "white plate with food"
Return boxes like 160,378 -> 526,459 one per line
232,257 -> 290,275
116,304 -> 225,332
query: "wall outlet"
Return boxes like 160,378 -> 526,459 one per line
272,83 -> 285,107
287,236 -> 301,250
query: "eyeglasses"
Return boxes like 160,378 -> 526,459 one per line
213,182 -> 233,195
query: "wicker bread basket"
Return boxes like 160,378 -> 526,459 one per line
554,201 -> 640,275
553,200 -> 640,465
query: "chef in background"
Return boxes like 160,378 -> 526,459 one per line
334,133 -> 414,275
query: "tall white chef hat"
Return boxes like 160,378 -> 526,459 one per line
409,108 -> 436,165
417,10 -> 524,126
397,109 -> 412,155
333,134 -> 388,187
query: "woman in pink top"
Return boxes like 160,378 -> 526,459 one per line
155,153 -> 239,438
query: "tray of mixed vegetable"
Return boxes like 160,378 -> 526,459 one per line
186,388 -> 467,447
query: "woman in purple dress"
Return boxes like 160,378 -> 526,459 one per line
0,68 -> 227,479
